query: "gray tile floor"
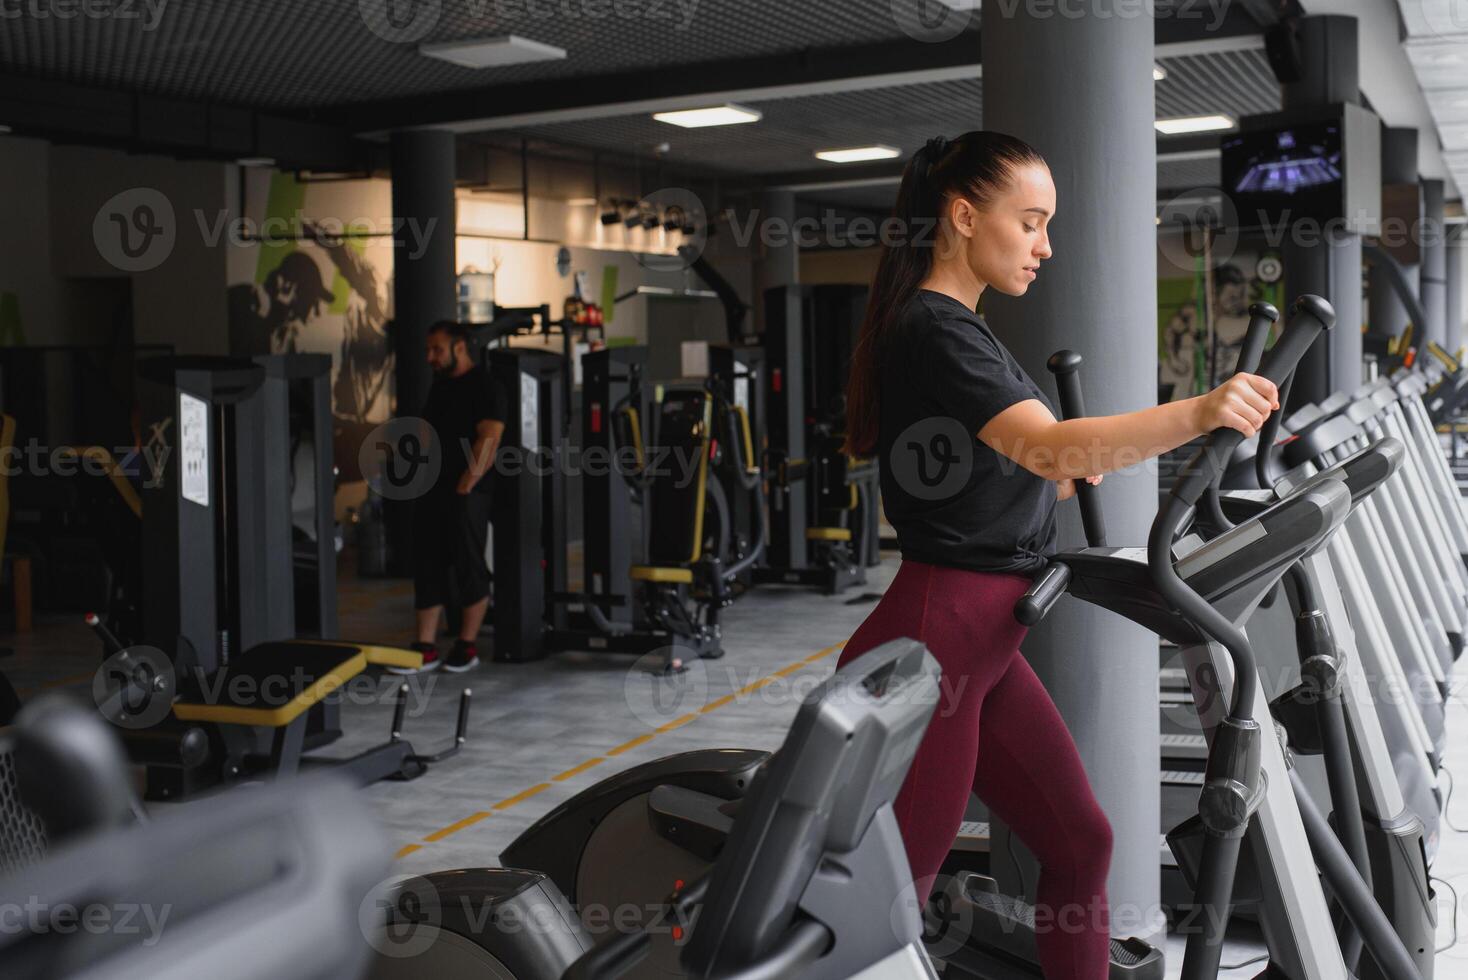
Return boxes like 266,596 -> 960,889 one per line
339,566 -> 895,875
7,552 -> 1467,976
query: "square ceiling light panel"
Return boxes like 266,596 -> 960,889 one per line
420,35 -> 568,69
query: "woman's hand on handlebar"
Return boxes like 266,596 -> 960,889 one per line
1193,373 -> 1280,439
1056,474 -> 1102,502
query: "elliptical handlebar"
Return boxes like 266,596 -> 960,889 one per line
1046,350 -> 1106,548
1014,562 -> 1072,627
1255,373 -> 1297,491
1202,302 -> 1280,530
1236,302 -> 1280,376
1149,294 -> 1334,721
1167,295 -> 1334,514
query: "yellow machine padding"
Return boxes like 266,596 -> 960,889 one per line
172,641 -> 378,728
732,405 -> 758,475
620,406 -> 646,470
630,565 -> 695,584
1427,340 -> 1460,374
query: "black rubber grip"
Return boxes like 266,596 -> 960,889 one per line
1014,562 -> 1072,626
1202,302 -> 1280,524
1046,350 -> 1106,547
1235,302 -> 1280,375
1170,295 -> 1334,510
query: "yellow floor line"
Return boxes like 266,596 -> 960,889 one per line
699,694 -> 735,713
606,733 -> 656,756
553,758 -> 605,781
396,639 -> 846,858
424,810 -> 492,842
494,784 -> 551,810
735,677 -> 773,695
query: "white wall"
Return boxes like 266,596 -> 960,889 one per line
48,145 -> 232,354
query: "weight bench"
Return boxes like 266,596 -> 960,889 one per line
135,640 -> 468,797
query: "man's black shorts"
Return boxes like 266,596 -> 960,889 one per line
412,490 -> 492,610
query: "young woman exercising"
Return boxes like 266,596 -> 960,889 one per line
838,131 -> 1279,980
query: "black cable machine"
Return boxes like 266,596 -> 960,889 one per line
102,354 -> 464,801
755,285 -> 880,594
487,339 -> 763,673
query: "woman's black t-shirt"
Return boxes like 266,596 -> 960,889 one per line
876,290 -> 1058,575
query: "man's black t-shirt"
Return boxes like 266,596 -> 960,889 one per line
877,290 -> 1057,575
422,369 -> 509,496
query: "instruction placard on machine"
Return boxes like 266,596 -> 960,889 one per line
179,392 -> 210,507
520,372 -> 540,450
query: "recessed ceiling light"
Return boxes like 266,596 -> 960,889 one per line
1155,114 -> 1235,135
237,157 -> 275,167
652,105 -> 762,128
1153,64 -> 1167,81
0,125 -> 11,134
566,197 -> 597,206
815,145 -> 903,164
420,35 -> 567,69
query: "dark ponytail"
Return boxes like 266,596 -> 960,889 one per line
844,131 -> 1047,456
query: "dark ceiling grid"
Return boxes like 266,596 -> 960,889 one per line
512,77 -> 984,176
1157,155 -> 1223,193
0,0 -> 925,109
504,48 -> 1282,180
1153,47 -> 1280,120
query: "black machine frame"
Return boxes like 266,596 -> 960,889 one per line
756,284 -> 880,594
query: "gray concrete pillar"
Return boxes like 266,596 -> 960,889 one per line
759,189 -> 799,288
982,6 -> 1162,947
387,129 -> 458,573
1369,127 -> 1420,344
390,128 -> 458,418
754,189 -> 798,335
1421,179 -> 1447,349
1281,15 -> 1362,404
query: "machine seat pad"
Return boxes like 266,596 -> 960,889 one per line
298,641 -> 423,672
172,641 -> 369,728
806,527 -> 853,542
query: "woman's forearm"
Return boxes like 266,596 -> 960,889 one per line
1006,399 -> 1205,480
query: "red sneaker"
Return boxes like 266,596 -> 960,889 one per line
444,640 -> 480,673
387,642 -> 441,675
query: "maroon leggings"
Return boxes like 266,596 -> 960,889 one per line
837,560 -> 1114,980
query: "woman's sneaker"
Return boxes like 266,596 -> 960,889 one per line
387,642 -> 441,675
444,640 -> 480,673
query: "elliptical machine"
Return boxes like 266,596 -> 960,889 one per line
366,639 -> 948,980
1004,296 -> 1426,980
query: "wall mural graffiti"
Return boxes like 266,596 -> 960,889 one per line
227,172 -> 395,484
1158,250 -> 1283,401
